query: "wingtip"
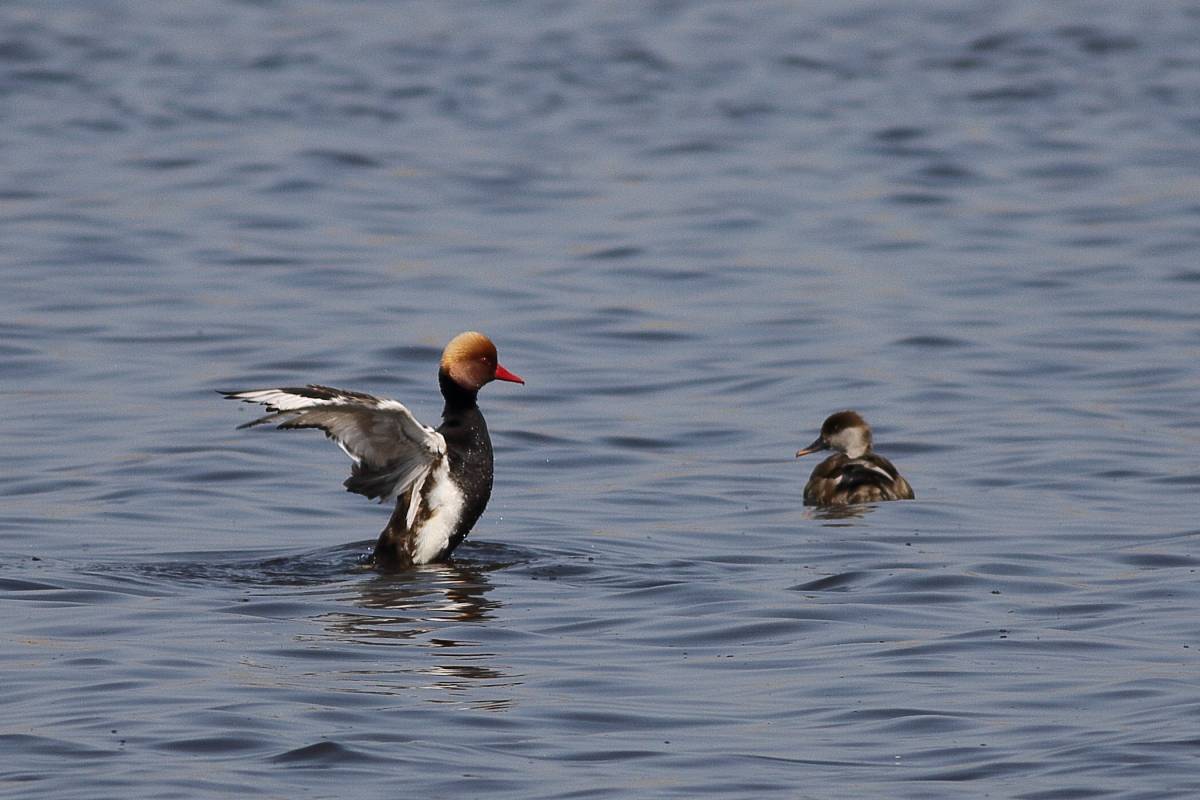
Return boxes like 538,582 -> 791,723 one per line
220,389 -> 250,426
235,412 -> 282,430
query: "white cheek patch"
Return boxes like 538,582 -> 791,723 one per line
831,427 -> 870,459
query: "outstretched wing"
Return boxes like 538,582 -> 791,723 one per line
222,385 -> 446,503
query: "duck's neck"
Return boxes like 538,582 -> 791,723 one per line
439,369 -> 479,418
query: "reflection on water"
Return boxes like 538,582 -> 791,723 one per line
805,504 -> 877,522
333,559 -> 500,639
130,545 -> 522,708
332,559 -> 519,710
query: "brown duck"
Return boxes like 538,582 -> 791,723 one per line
795,411 -> 914,506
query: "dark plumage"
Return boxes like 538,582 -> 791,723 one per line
795,411 -> 914,506
223,331 -> 523,568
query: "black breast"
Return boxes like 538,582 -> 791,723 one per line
372,378 -> 498,568
437,405 -> 494,552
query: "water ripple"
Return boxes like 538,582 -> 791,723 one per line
3,1 -> 1200,798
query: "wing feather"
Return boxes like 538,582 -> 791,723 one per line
223,385 -> 445,502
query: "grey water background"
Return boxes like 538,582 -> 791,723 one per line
2,0 -> 1199,797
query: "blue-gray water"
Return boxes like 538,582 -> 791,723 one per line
3,1 -> 1200,797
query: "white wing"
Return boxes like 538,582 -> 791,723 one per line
223,384 -> 446,503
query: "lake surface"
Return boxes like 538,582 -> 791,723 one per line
3,1 -> 1200,797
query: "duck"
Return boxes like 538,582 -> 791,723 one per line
223,331 -> 523,568
794,411 -> 914,506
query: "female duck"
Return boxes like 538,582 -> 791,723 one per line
795,411 -> 914,506
224,331 -> 523,568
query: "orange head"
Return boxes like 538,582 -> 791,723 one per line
440,331 -> 524,391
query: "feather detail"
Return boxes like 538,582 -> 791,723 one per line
223,385 -> 446,503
